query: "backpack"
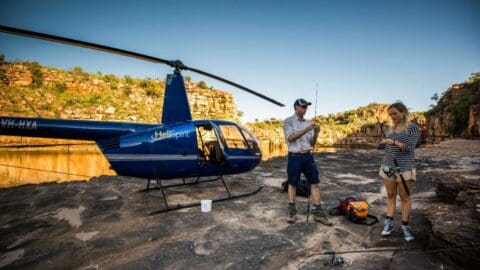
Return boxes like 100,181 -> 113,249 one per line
281,179 -> 311,197
328,197 -> 379,226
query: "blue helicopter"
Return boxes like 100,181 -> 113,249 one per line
0,25 -> 285,213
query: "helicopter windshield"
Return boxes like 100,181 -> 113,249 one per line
218,124 -> 248,150
238,127 -> 257,148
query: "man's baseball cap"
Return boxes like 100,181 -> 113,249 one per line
294,98 -> 312,107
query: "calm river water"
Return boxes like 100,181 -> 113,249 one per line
0,144 -> 339,188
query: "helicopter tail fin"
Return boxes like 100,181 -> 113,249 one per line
0,116 -> 156,141
161,73 -> 192,125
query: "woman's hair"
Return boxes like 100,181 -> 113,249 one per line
388,101 -> 410,127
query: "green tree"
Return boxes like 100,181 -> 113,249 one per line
53,81 -> 67,93
0,53 -> 4,62
197,80 -> 208,89
124,75 -> 134,85
71,66 -> 84,76
448,80 -> 480,135
140,79 -> 160,97
184,76 -> 192,82
29,62 -> 43,88
103,74 -> 118,83
122,85 -> 132,96
468,72 -> 480,83
347,114 -> 358,123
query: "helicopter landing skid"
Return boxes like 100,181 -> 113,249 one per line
141,176 -> 264,214
139,175 -> 223,192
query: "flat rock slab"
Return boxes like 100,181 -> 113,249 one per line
0,140 -> 479,269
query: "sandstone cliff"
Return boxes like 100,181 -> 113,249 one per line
426,73 -> 480,140
0,61 -> 239,145
248,103 -> 426,158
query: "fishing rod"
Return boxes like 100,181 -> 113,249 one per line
306,84 -> 319,224
309,243 -> 480,266
376,117 -> 410,196
0,163 -> 94,178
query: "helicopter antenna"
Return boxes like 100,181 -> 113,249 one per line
0,25 -> 285,107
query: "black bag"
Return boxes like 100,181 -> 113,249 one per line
281,179 -> 311,197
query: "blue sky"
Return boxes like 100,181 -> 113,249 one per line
1,0 -> 479,122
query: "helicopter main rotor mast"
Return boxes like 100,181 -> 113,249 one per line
0,25 -> 285,107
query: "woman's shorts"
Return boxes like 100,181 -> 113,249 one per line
379,166 -> 416,182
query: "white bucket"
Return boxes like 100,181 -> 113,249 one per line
201,199 -> 212,212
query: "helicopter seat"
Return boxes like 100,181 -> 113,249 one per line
198,148 -> 206,159
205,141 -> 222,163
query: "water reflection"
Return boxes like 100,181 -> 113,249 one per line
0,145 -> 115,188
0,143 -> 341,188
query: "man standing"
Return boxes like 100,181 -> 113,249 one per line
283,98 -> 332,225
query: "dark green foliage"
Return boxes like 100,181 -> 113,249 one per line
122,85 -> 132,96
123,75 -> 134,85
139,78 -> 160,97
198,80 -> 208,89
448,80 -> 480,135
71,66 -> 85,76
468,72 -> 480,83
103,74 -> 117,83
347,114 -> 358,123
145,87 -> 160,97
0,69 -> 6,82
251,118 -> 283,129
103,74 -> 119,90
28,62 -> 43,88
428,75 -> 480,135
0,53 -> 4,62
53,81 -> 67,93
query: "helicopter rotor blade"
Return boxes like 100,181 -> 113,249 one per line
0,25 -> 285,107
0,25 -> 171,66
185,66 -> 285,107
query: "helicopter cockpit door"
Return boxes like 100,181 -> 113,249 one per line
195,122 -> 226,165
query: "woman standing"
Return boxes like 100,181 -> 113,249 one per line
379,102 -> 420,241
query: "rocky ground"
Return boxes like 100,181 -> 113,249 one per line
0,139 -> 479,269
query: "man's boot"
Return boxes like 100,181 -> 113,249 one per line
287,203 -> 297,223
312,205 -> 332,226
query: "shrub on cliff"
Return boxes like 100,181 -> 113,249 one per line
448,80 -> 480,135
123,75 -> 134,85
53,81 -> 67,93
428,73 -> 480,136
28,62 -> 43,88
71,66 -> 85,76
198,80 -> 208,89
139,78 -> 161,97
0,70 -> 6,83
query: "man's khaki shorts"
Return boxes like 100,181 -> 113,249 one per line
379,166 -> 416,182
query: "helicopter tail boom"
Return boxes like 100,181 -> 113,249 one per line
0,116 -> 156,141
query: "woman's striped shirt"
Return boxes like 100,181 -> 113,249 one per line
382,123 -> 420,172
